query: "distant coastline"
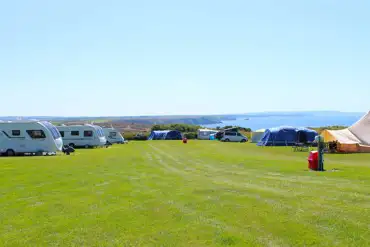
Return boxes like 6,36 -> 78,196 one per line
202,113 -> 363,131
0,111 -> 364,128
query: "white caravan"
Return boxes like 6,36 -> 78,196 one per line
197,129 -> 218,140
0,120 -> 63,156
57,124 -> 107,148
103,127 -> 125,144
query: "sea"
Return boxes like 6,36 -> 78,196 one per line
202,114 -> 364,131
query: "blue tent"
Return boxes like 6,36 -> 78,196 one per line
296,127 -> 318,143
257,126 -> 318,146
148,130 -> 183,140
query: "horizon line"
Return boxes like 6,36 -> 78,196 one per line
0,110 -> 366,118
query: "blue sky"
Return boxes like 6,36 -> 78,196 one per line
0,0 -> 369,116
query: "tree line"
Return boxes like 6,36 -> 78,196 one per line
151,124 -> 201,132
150,124 -> 253,139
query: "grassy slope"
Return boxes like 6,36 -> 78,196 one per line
0,142 -> 369,246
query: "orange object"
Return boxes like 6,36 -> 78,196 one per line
308,151 -> 319,170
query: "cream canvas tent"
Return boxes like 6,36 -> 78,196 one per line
251,129 -> 265,143
321,111 -> 370,152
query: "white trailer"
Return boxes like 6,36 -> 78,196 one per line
103,127 -> 125,144
0,120 -> 63,156
197,129 -> 218,140
57,124 -> 107,148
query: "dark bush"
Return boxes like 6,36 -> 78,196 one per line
124,132 -> 149,141
222,126 -> 252,132
183,132 -> 197,139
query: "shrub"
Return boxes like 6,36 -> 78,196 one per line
239,130 -> 252,140
124,132 -> 149,141
183,132 -> 197,139
222,126 -> 252,132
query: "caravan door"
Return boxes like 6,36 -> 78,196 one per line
0,131 -> 6,153
83,130 -> 94,145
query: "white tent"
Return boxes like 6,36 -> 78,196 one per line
323,129 -> 360,144
251,129 -> 265,143
348,112 -> 370,145
322,111 -> 370,152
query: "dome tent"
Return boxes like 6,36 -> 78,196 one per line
148,130 -> 182,140
251,129 -> 265,143
257,126 -> 317,146
296,127 -> 318,143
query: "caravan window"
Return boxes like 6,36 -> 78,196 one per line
84,130 -> 93,137
59,131 -> 64,137
109,132 -> 117,137
71,131 -> 79,136
12,130 -> 20,136
26,130 -> 46,139
96,127 -> 105,137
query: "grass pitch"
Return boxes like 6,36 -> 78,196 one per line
0,141 -> 369,246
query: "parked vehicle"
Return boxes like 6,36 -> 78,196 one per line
221,131 -> 248,142
102,127 -> 125,144
57,124 -> 107,148
0,120 -> 63,156
197,129 -> 218,140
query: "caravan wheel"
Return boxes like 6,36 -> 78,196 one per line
6,149 -> 15,157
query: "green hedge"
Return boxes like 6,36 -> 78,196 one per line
183,132 -> 197,139
124,132 -> 149,141
309,126 -> 347,134
223,126 -> 252,132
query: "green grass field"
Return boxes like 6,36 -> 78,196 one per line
1,141 -> 369,246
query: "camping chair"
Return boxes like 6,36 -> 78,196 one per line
293,142 -> 310,152
292,131 -> 312,152
292,139 -> 312,152
327,141 -> 338,153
